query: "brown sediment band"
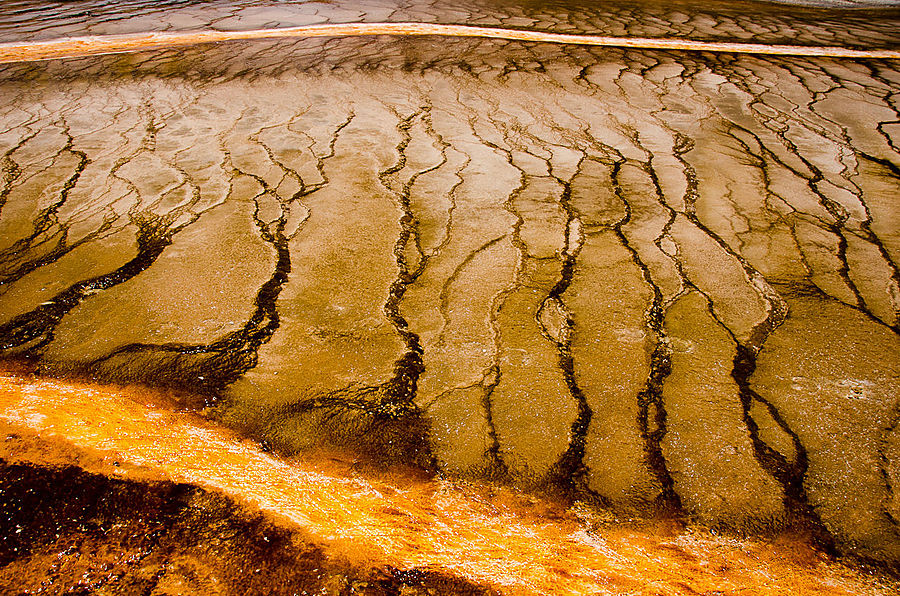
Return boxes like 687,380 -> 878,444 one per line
0,22 -> 898,64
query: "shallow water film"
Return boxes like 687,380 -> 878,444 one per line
0,0 -> 899,593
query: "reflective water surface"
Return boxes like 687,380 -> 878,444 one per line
0,0 -> 899,592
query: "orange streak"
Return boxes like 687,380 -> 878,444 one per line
0,371 -> 892,595
0,23 -> 897,64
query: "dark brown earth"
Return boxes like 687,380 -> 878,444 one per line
0,461 -> 496,595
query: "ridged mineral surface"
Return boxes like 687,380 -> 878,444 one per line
1,0 -> 899,574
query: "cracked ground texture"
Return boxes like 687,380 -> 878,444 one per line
0,0 -> 899,575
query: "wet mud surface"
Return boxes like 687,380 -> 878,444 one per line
0,0 -> 899,591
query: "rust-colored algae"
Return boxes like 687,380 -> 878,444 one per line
0,370 -> 894,595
